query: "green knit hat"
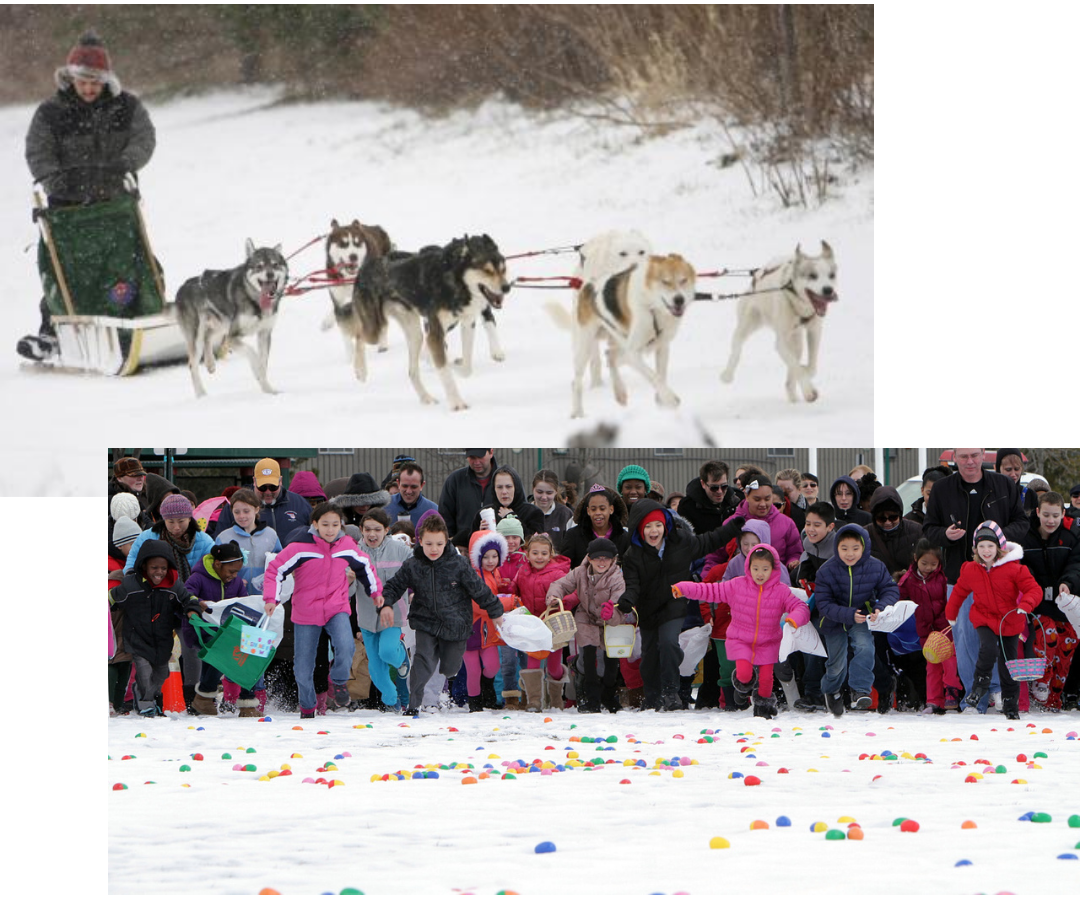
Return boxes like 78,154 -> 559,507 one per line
617,464 -> 651,494
496,514 -> 524,539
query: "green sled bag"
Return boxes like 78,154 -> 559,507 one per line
189,615 -> 276,690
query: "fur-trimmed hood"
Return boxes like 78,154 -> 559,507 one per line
330,471 -> 392,510
469,529 -> 509,570
55,64 -> 122,97
990,541 -> 1024,568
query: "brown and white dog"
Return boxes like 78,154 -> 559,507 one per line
568,251 -> 696,418
322,218 -> 394,377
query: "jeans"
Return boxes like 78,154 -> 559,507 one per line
499,645 -> 522,698
293,613 -> 356,711
409,630 -> 468,707
360,627 -> 405,706
639,618 -> 684,706
820,621 -> 875,696
132,655 -> 170,711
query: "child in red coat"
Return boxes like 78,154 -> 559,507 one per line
899,540 -> 961,713
945,521 -> 1041,719
508,534 -> 571,710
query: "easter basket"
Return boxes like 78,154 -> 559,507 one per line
541,598 -> 577,650
1000,611 -> 1046,682
189,614 -> 276,689
603,623 -> 636,659
239,614 -> 276,658
923,626 -> 954,665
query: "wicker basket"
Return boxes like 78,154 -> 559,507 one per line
923,626 -> 954,665
541,599 -> 577,650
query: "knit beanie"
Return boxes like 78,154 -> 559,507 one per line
110,491 -> 141,523
496,514 -> 524,539
159,493 -> 194,518
416,508 -> 444,534
112,514 -> 141,546
973,520 -> 1006,551
994,449 -> 1025,473
617,465 -> 651,494
638,509 -> 667,538
58,31 -> 120,93
289,470 -> 326,500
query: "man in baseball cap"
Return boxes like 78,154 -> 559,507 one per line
213,456 -> 311,542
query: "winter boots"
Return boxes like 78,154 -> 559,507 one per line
501,689 -> 523,710
779,678 -> 801,710
467,694 -> 485,713
753,693 -> 778,719
826,692 -> 845,717
545,678 -> 566,711
237,698 -> 260,717
964,675 -> 991,711
520,670 -> 544,712
732,668 -> 758,707
480,675 -> 499,709
192,688 -> 218,717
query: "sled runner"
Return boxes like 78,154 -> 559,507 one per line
32,191 -> 187,375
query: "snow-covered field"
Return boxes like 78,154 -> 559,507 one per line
0,89 -> 872,485
108,703 -> 1079,895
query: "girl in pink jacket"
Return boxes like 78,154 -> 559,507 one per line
673,543 -> 809,719
263,502 -> 382,718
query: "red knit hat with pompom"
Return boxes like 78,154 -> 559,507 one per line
638,509 -> 667,538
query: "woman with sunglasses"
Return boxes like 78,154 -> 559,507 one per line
865,485 -> 923,579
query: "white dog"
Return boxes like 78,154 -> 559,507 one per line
719,241 -> 838,403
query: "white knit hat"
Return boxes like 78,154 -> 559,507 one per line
110,492 -> 141,523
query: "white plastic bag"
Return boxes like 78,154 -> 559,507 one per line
778,620 -> 827,659
678,624 -> 712,676
1056,592 -> 1080,630
496,607 -> 554,653
867,600 -> 917,633
201,597 -> 286,649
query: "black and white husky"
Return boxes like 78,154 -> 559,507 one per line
175,239 -> 288,397
719,241 -> 838,403
352,234 -> 510,411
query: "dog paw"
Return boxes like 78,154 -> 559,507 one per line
419,394 -> 438,406
719,370 -> 734,384
449,400 -> 469,412
377,345 -> 389,353
804,388 -> 819,403
657,390 -> 680,408
491,351 -> 506,363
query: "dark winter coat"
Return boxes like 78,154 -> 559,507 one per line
829,476 -> 872,527
562,491 -> 632,568
213,488 -> 313,544
812,523 -> 900,635
438,455 -> 502,541
109,539 -> 201,666
381,543 -> 505,642
905,496 -> 928,526
897,562 -> 950,643
26,82 -> 155,205
616,499 -> 745,630
1020,511 -> 1080,621
537,502 -> 575,552
922,469 -> 1028,584
866,486 -> 924,577
184,554 -> 247,602
676,476 -> 743,536
461,466 -> 544,546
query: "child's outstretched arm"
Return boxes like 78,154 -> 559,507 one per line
781,591 -> 812,628
338,543 -> 383,601
672,580 -> 730,606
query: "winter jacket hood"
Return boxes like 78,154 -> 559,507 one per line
469,529 -> 509,570
726,498 -> 802,565
185,554 -> 247,601
812,523 -> 900,633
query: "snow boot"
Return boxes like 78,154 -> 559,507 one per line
794,694 -> 824,712
254,688 -> 267,714
602,686 -> 622,714
467,694 -> 484,713
316,691 -> 328,715
964,675 -> 991,711
826,692 -> 845,717
753,693 -> 778,719
779,678 -> 801,710
331,681 -> 351,709
501,689 -> 522,710
480,675 -> 499,709
237,698 -> 260,717
624,686 -> 645,710
15,333 -> 58,363
661,690 -> 683,712
520,670 -> 544,712
732,668 -> 758,707
545,678 -> 566,711
299,707 -> 315,719
191,688 -> 218,717
220,679 -> 241,712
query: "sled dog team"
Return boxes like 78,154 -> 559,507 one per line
175,223 -> 839,413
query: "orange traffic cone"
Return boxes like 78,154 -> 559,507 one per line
162,665 -> 185,713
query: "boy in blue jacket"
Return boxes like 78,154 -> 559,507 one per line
812,523 -> 899,716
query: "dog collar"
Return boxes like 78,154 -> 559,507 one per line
782,279 -> 814,325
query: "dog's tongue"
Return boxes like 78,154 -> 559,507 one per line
810,291 -> 837,317
260,287 -> 275,311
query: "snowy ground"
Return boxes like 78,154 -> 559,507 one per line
0,89 -> 872,484
108,702 -> 1079,895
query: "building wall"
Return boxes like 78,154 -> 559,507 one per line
301,448 -> 956,505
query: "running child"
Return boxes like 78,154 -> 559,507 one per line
465,526 -> 516,710
899,539 -> 960,713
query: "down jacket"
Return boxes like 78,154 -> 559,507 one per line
263,527 -> 380,626
865,486 -> 923,576
723,499 -> 801,567
1019,511 -> 1080,621
812,523 -> 900,634
617,499 -> 746,630
675,543 -> 810,665
946,542 -> 1041,636
546,560 -> 629,647
354,536 -> 413,632
381,542 -> 505,642
897,561 -> 950,642
109,539 -> 201,667
509,554 -> 572,616
721,520 -> 791,585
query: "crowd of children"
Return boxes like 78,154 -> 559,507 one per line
107,454 -> 1080,720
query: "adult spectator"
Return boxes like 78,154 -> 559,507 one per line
213,457 -> 312,543
678,461 -> 743,536
289,471 -> 327,509
905,469 -> 948,525
775,468 -> 808,532
664,492 -> 685,512
866,486 -> 922,578
384,462 -> 439,526
562,485 -> 631,569
460,464 -> 543,546
723,477 -> 802,570
108,457 -> 152,531
329,472 -> 392,528
995,447 -> 1035,511
647,481 -> 666,503
800,473 -> 820,504
922,447 -> 1029,712
828,476 -> 872,526
19,31 -> 156,362
530,469 -> 574,550
617,465 -> 652,507
855,471 -> 882,514
1068,485 -> 1080,520
439,448 -> 499,540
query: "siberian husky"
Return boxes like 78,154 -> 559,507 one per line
175,239 -> 288,397
352,233 -> 510,411
720,241 -> 838,403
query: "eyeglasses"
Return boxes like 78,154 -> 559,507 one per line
256,483 -> 279,492
705,483 -> 725,492
875,512 -> 900,524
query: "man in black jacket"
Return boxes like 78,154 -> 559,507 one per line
20,31 -> 156,362
439,448 -> 499,542
677,460 -> 743,535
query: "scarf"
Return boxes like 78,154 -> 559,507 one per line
163,528 -> 194,582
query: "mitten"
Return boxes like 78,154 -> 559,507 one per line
601,600 -> 614,621
671,584 -> 685,598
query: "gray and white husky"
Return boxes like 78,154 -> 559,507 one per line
175,239 -> 288,397
719,241 -> 838,403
